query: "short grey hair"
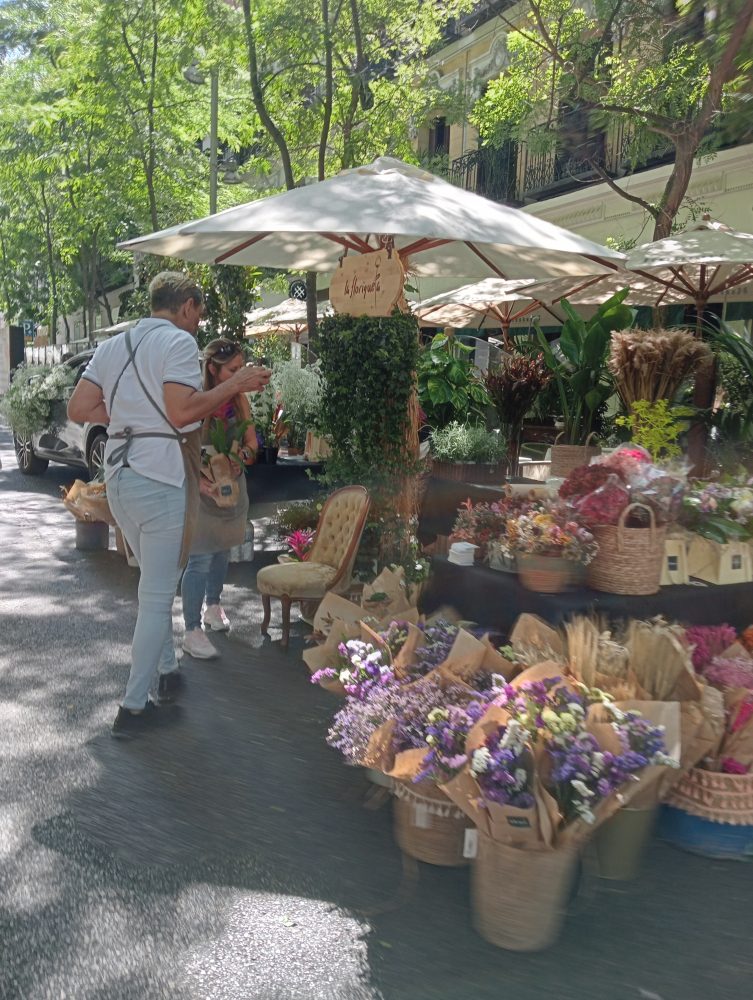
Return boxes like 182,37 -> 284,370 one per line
149,271 -> 203,313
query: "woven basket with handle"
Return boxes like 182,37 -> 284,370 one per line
549,432 -> 601,479
664,767 -> 753,825
586,502 -> 666,595
392,779 -> 470,867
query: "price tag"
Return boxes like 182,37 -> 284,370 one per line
463,828 -> 479,859
413,803 -> 431,829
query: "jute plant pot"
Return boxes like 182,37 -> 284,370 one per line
472,835 -> 579,951
392,780 -> 470,867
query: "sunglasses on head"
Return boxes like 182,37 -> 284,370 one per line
208,343 -> 240,360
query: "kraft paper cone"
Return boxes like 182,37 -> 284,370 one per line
362,566 -> 415,617
510,661 -> 569,690
720,642 -> 753,661
313,593 -> 364,634
302,618 -> 361,674
363,719 -> 396,771
441,770 -> 491,835
393,623 -> 425,679
436,629 -> 487,680
386,747 -> 430,782
480,635 -> 519,682
510,614 -> 564,656
359,621 -> 393,664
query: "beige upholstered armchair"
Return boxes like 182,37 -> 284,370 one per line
256,485 -> 371,648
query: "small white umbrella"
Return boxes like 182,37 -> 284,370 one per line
245,298 -> 331,336
412,277 -> 566,345
527,217 -> 753,320
119,157 -> 625,281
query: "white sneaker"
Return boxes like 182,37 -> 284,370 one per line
182,629 -> 219,660
203,604 -> 231,631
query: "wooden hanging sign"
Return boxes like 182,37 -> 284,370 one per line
330,250 -> 405,317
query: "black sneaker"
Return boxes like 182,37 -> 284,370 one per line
111,701 -> 176,739
158,669 -> 184,702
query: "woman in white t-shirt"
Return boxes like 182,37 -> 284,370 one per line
67,272 -> 271,738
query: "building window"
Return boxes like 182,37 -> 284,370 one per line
429,117 -> 450,156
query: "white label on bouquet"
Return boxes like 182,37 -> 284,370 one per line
463,828 -> 479,859
413,803 -> 431,829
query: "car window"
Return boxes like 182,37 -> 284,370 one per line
71,356 -> 94,385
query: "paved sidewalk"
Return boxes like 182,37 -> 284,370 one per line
1,425 -> 752,1000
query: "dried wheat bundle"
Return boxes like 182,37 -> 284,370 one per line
513,641 -> 566,669
609,328 -> 713,407
564,617 -> 601,687
625,618 -> 694,701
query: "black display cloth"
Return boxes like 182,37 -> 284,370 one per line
418,476 -> 537,541
420,556 -> 753,633
245,458 -> 324,504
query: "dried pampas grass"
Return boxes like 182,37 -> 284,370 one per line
624,617 -> 695,701
609,328 -> 713,407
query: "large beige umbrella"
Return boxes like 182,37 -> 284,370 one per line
412,277 -> 567,346
526,217 -> 753,320
119,157 -> 625,281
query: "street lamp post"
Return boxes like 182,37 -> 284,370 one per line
184,61 -> 220,216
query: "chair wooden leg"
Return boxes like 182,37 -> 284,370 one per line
261,593 -> 271,634
280,595 -> 292,649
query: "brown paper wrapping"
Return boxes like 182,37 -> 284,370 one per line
61,480 -> 116,526
509,614 -> 564,657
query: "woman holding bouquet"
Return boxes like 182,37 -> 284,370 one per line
181,339 -> 259,660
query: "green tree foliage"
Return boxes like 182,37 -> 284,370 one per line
471,0 -> 753,239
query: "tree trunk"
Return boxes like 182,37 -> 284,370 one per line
306,271 -> 318,347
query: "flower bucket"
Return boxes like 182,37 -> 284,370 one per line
472,835 -> 579,951
594,806 -> 657,880
586,503 -> 666,595
392,780 -> 471,867
75,520 -> 110,551
517,553 -> 573,593
549,432 -> 601,479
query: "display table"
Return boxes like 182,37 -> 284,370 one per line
418,476 -> 539,543
420,556 -> 753,632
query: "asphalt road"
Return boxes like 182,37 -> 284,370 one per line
1,423 -> 752,1000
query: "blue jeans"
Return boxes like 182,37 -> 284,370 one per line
107,468 -> 186,710
181,551 -> 231,631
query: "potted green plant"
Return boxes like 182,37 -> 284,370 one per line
270,360 -> 323,455
536,289 -> 633,477
429,421 -> 507,484
417,332 -> 491,430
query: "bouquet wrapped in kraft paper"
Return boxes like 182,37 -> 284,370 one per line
61,480 -> 116,526
440,666 -> 680,851
303,567 -> 422,693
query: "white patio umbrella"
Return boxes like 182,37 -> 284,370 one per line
245,298 -> 331,336
412,277 -> 566,346
119,157 -> 625,281
526,217 -> 753,323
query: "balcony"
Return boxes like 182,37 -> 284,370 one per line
448,123 -> 677,206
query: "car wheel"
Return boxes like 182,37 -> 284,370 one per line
14,434 -> 49,476
87,432 -> 108,481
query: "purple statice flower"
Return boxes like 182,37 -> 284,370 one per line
414,700 -> 488,784
685,624 -> 737,671
379,620 -> 411,657
311,638 -> 396,700
544,707 -> 674,824
408,620 -> 460,677
470,720 -> 535,809
326,677 -> 475,767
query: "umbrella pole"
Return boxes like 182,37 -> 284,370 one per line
688,296 -> 715,476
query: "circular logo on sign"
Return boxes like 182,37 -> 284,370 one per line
288,279 -> 307,301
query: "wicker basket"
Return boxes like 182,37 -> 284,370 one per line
664,767 -> 753,825
517,553 -> 573,594
549,433 -> 601,479
586,502 -> 666,595
472,836 -> 578,951
392,780 -> 470,867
